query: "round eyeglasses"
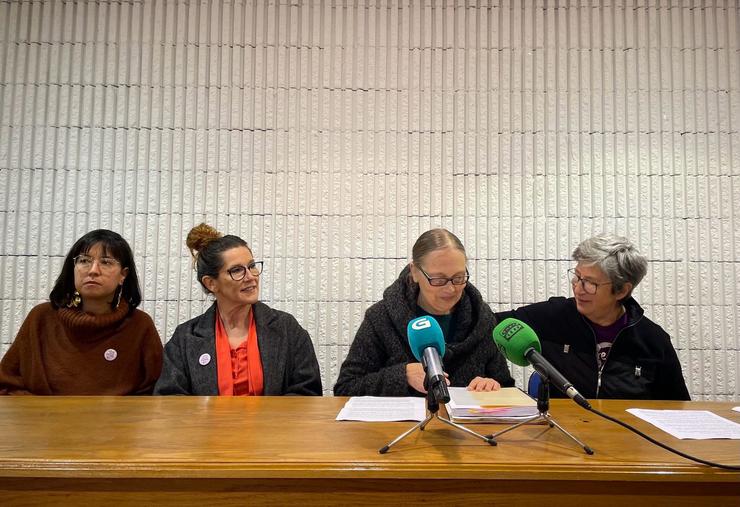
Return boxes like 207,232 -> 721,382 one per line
73,255 -> 121,272
567,268 -> 612,295
226,261 -> 264,281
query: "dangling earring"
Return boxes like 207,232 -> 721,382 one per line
114,285 -> 123,309
67,291 -> 81,308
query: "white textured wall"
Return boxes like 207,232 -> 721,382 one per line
0,0 -> 738,400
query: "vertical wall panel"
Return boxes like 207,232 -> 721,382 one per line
0,0 -> 738,399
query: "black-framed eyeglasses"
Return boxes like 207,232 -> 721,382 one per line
567,268 -> 611,295
417,265 -> 470,287
226,261 -> 264,281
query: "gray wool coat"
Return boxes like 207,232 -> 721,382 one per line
154,302 -> 322,396
333,266 -> 514,396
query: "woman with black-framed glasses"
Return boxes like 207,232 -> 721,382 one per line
334,228 -> 514,397
495,234 -> 689,401
154,223 -> 322,396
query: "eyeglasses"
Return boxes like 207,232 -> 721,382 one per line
226,261 -> 264,281
567,268 -> 612,295
73,255 -> 121,272
417,265 -> 470,287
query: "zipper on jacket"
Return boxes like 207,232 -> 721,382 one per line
583,311 -> 642,399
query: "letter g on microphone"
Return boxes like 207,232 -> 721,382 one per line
411,317 -> 432,331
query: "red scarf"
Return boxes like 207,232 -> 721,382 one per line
215,307 -> 264,396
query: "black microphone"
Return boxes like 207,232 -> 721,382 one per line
493,318 -> 591,410
407,316 -> 450,404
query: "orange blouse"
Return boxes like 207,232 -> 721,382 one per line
215,308 -> 264,396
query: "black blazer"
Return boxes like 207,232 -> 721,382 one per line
154,302 -> 322,396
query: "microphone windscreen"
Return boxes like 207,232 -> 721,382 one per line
407,316 -> 445,361
492,318 -> 542,367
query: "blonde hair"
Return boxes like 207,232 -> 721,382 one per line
412,228 -> 466,266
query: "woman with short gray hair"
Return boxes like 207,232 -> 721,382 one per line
496,233 -> 689,400
572,234 -> 648,299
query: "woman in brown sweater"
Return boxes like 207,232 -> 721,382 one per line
0,230 -> 163,395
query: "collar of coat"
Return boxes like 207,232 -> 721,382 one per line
380,265 -> 495,357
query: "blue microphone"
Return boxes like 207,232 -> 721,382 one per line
407,316 -> 450,403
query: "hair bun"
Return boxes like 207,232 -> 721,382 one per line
186,223 -> 222,259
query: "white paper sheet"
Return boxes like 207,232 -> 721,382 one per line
336,396 -> 426,422
627,408 -> 740,440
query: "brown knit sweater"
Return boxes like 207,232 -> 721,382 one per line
0,301 -> 163,395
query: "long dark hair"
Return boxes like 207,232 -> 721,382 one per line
49,229 -> 142,313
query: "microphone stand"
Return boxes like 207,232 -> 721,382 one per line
485,378 -> 594,455
379,385 -> 496,454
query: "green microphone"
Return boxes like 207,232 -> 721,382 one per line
491,318 -> 541,367
493,318 -> 591,410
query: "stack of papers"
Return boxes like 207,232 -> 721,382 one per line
626,408 -> 740,440
336,396 -> 426,422
445,387 -> 539,423
335,389 -> 540,424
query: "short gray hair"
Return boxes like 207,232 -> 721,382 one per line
572,234 -> 648,298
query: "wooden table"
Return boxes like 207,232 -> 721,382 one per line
0,396 -> 738,506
